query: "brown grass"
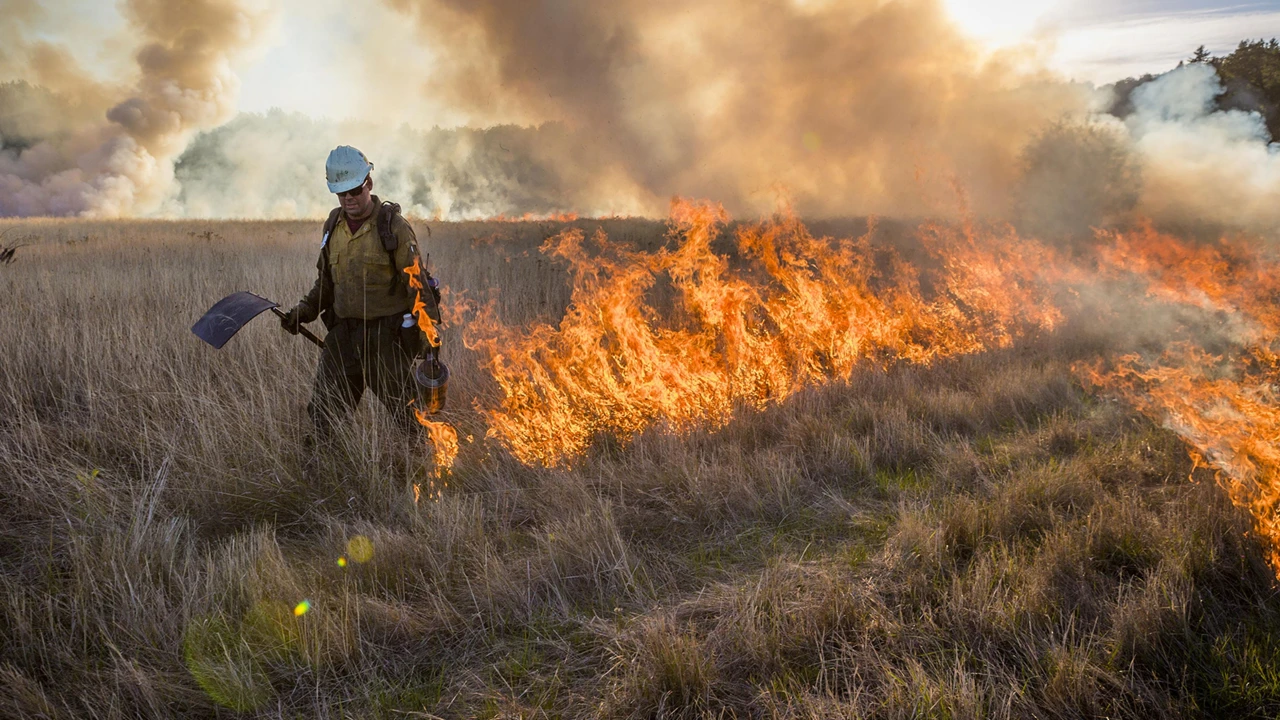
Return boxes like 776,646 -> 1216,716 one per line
1,217 -> 1279,718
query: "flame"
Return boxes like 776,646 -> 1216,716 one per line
404,254 -> 457,490
404,257 -> 441,348
1080,222 -> 1280,570
442,199 -> 1280,571
413,411 -> 458,503
1094,220 -> 1278,336
464,198 -> 1064,467
486,211 -> 581,222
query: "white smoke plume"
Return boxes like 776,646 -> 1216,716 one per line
1122,62 -> 1280,231
171,111 -> 587,219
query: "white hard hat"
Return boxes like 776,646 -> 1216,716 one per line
325,145 -> 373,193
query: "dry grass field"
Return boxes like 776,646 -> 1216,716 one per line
2,214 -> 1280,719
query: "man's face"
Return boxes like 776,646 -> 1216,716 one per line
338,177 -> 374,218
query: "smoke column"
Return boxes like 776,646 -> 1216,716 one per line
4,0 -> 1280,227
376,0 -> 1092,219
1121,62 -> 1280,231
0,0 -> 271,217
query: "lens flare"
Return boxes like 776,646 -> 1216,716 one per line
345,536 -> 374,564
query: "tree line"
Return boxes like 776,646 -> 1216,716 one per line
1110,39 -> 1280,138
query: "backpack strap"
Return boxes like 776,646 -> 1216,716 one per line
377,201 -> 403,295
376,201 -> 401,253
321,207 -> 342,260
371,202 -> 442,308
316,207 -> 343,328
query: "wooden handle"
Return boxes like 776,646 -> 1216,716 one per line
270,306 -> 324,348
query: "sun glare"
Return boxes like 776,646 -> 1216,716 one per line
942,0 -> 1061,46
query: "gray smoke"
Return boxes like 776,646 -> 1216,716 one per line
171,111 -> 585,219
4,0 -> 1280,229
0,0 -> 270,217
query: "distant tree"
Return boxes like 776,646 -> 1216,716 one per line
1212,39 -> 1280,138
1106,39 -> 1280,140
1105,74 -> 1159,119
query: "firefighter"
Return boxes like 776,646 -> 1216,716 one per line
280,145 -> 441,437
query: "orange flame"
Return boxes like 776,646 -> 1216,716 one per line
413,410 -> 458,503
452,200 -> 1280,572
1080,222 -> 1280,570
422,196 -> 1280,572
404,254 -> 457,490
464,198 -> 1064,467
404,257 -> 441,348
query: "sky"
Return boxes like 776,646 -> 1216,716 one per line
235,0 -> 458,124
937,0 -> 1280,82
1045,1 -> 1280,82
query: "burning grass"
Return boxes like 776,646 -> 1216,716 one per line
1,212 -> 1279,717
1081,223 -> 1280,571
465,200 -> 1066,467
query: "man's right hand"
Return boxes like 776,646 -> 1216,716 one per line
281,304 -> 312,335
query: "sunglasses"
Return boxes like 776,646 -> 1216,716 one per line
337,180 -> 367,198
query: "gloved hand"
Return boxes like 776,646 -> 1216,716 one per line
280,303 -> 316,335
280,306 -> 302,335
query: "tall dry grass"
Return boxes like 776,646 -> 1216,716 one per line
1,217 -> 1278,718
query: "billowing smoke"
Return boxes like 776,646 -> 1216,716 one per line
4,0 -> 1280,227
1121,62 -> 1280,231
0,0 -> 270,217
378,0 -> 1091,219
171,111 -> 593,219
1014,63 -> 1280,238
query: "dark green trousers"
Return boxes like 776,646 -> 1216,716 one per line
307,315 -> 424,435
